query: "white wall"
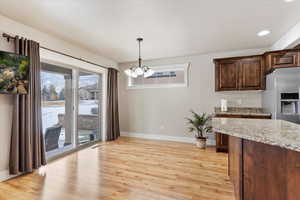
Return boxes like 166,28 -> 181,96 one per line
0,15 -> 116,181
272,20 -> 300,50
0,14 -> 118,68
118,48 -> 267,143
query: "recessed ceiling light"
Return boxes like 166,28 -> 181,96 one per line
257,30 -> 271,37
284,0 -> 295,2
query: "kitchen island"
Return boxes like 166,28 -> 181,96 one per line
212,118 -> 300,200
214,107 -> 272,152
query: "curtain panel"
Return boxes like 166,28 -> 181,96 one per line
106,68 -> 120,141
9,36 -> 46,175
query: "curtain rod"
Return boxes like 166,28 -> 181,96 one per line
2,33 -> 112,70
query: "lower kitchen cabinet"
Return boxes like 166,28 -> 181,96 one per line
215,132 -> 228,152
229,136 -> 300,200
215,114 -> 271,152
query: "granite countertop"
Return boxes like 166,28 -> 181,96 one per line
214,107 -> 272,117
212,117 -> 300,152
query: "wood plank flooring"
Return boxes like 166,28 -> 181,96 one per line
0,137 -> 234,200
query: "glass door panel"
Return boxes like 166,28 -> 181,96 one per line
77,71 -> 102,145
41,63 -> 74,158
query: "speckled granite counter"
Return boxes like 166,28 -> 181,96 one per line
212,117 -> 300,152
214,107 -> 271,117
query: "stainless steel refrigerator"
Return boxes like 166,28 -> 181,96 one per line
262,67 -> 300,124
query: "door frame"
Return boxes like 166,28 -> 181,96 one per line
75,69 -> 105,146
40,50 -> 108,157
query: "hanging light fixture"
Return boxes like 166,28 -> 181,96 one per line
124,38 -> 154,78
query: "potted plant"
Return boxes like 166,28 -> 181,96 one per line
186,111 -> 212,149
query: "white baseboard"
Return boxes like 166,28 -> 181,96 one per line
0,169 -> 21,182
121,132 -> 216,146
0,170 -> 10,182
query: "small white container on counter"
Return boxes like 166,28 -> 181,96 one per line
221,99 -> 228,112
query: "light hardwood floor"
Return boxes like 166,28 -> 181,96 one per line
0,137 -> 234,200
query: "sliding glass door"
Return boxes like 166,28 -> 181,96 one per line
41,62 -> 104,158
41,63 -> 74,158
77,71 -> 102,145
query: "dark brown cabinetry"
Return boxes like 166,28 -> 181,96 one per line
228,136 -> 243,200
215,59 -> 239,91
243,140 -> 286,200
295,43 -> 300,50
229,136 -> 300,200
215,56 -> 265,91
215,132 -> 228,152
239,57 -> 265,90
215,49 -> 300,91
215,114 -> 271,152
264,50 -> 300,73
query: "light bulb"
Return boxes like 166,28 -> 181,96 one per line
131,71 -> 138,78
135,67 -> 144,75
144,69 -> 155,78
124,69 -> 132,77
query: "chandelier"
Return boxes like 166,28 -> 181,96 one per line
124,38 -> 154,78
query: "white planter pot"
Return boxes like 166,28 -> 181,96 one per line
196,138 -> 207,149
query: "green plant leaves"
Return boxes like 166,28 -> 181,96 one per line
186,110 -> 212,138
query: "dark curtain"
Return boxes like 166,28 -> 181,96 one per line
106,68 -> 120,141
9,36 -> 46,175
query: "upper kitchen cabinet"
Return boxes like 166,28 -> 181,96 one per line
264,50 -> 300,73
215,59 -> 239,91
214,56 -> 265,91
239,56 -> 265,90
295,44 -> 300,50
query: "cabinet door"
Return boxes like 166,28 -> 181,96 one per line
267,51 -> 299,69
239,57 -> 265,90
216,132 -> 229,152
243,140 -> 286,200
215,60 -> 239,91
228,136 -> 243,200
286,150 -> 300,200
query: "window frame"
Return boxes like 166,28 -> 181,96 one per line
126,63 -> 190,89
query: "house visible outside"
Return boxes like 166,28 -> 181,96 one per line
41,65 -> 103,157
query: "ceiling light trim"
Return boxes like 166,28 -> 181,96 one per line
257,30 -> 271,37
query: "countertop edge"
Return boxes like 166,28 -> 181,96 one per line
213,127 -> 300,152
214,112 -> 272,117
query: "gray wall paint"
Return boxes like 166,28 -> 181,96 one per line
118,48 -> 267,138
0,37 -> 14,174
